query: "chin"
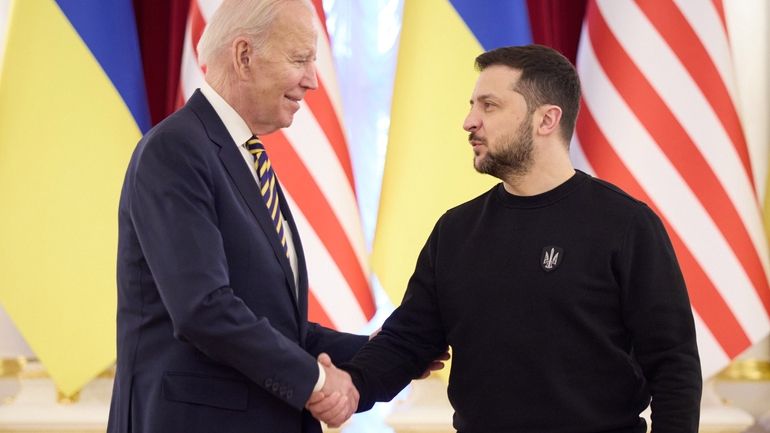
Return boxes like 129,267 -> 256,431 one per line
280,113 -> 296,128
473,156 -> 483,171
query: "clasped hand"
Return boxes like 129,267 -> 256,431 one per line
305,353 -> 359,428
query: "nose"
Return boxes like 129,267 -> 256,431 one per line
463,108 -> 479,132
301,62 -> 319,90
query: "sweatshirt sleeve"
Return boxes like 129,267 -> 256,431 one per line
617,204 -> 702,433
342,219 -> 448,411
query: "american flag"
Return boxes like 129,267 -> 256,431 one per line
178,0 -> 375,331
573,0 -> 770,378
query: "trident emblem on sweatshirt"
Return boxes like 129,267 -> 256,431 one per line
541,246 -> 563,272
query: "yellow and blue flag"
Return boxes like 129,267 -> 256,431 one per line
0,0 -> 149,396
373,0 -> 531,306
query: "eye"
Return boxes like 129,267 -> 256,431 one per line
483,101 -> 495,111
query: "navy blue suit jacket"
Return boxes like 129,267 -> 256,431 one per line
107,90 -> 367,433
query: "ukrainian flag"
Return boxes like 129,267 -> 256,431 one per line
0,0 -> 149,396
373,0 -> 531,305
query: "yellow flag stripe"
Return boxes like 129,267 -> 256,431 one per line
372,0 -> 495,306
0,0 -> 141,395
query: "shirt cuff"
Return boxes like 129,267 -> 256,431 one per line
313,362 -> 326,392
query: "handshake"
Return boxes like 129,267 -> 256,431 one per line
304,350 -> 450,428
304,353 -> 358,428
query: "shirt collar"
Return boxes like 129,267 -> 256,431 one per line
199,81 -> 253,146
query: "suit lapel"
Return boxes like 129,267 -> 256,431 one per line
187,91 -> 300,310
276,181 -> 310,343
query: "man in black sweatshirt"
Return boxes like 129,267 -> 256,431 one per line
310,44 -> 702,433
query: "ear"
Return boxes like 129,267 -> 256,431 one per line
232,37 -> 252,80
537,105 -> 562,137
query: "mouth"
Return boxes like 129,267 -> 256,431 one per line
468,133 -> 485,147
284,95 -> 302,108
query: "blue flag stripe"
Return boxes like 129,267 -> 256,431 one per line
54,0 -> 151,132
448,0 -> 532,50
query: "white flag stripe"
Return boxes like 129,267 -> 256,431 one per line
579,36 -> 770,340
312,14 -> 345,121
571,22 -> 597,181
283,105 -> 369,272
283,193 -> 368,331
672,0 -> 740,107
598,0 -> 767,273
180,27 -> 204,99
197,0 -> 219,22
692,311 -> 730,379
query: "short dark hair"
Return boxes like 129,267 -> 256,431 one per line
475,44 -> 581,143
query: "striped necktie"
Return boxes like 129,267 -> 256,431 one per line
246,136 -> 288,257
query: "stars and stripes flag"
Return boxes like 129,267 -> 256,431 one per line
573,0 -> 770,378
178,0 -> 375,332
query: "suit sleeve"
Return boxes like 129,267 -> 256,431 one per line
617,204 -> 702,433
128,131 -> 317,410
304,323 -> 368,363
342,219 -> 448,411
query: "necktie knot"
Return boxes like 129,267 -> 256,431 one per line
246,135 -> 266,158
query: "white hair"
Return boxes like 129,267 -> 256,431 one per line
197,0 -> 313,69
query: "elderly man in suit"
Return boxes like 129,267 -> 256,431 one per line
107,1 -> 366,431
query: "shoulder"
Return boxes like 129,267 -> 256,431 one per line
585,175 -> 643,207
581,176 -> 670,247
441,184 -> 499,221
581,173 -> 660,222
135,103 -> 212,158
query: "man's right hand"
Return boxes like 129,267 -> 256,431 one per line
305,353 -> 359,428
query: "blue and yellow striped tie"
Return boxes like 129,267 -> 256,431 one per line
246,136 -> 288,257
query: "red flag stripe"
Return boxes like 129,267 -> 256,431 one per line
282,191 -> 368,329
635,0 -> 753,187
282,104 -> 368,265
263,131 -> 376,317
588,3 -> 770,316
304,78 -> 356,190
595,0 -> 762,242
311,0 -> 331,42
711,0 -> 728,36
188,0 -> 206,58
577,105 -> 751,357
308,288 -> 334,329
578,26 -> 770,345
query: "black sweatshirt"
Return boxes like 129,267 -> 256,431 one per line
344,170 -> 701,433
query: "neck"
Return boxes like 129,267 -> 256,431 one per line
205,74 -> 267,136
502,143 -> 575,196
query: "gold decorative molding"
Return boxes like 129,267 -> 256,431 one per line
96,364 -> 116,379
0,357 -> 26,378
16,362 -> 115,381
56,389 -> 81,404
717,359 -> 770,381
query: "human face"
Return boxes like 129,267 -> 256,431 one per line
463,65 -> 535,179
242,2 -> 318,135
